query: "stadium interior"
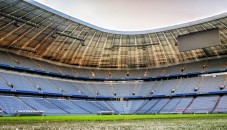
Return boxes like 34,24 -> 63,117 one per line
0,0 -> 227,117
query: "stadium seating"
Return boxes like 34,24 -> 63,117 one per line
20,97 -> 67,115
213,95 -> 227,113
136,100 -> 159,114
0,51 -> 226,116
171,97 -> 193,113
160,98 -> 182,113
185,96 -> 218,113
0,72 -> 38,91
0,95 -> 226,115
47,98 -> 90,114
70,100 -> 104,114
147,99 -> 170,114
129,100 -> 144,113
0,96 -> 34,115
0,51 -> 226,78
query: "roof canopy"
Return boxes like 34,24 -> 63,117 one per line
0,0 -> 226,69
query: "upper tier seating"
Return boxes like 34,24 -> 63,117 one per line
25,76 -> 61,93
0,72 -> 37,91
0,51 -> 226,78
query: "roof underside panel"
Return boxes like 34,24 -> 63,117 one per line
0,0 -> 227,69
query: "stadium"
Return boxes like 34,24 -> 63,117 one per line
0,0 -> 227,129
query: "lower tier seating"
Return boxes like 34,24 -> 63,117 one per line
0,95 -> 226,116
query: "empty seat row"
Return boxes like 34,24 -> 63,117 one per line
0,95 -> 227,115
0,96 -> 109,115
0,70 -> 227,97
0,51 -> 226,78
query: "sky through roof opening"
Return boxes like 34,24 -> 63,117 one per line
35,0 -> 227,31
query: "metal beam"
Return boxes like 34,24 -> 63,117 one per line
55,31 -> 85,41
111,43 -> 159,48
0,12 -> 40,28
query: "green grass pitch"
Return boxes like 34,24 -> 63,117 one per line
0,114 -> 227,122
0,114 -> 227,130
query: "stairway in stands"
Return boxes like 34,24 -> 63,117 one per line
211,95 -> 222,113
158,98 -> 172,113
183,97 -> 196,113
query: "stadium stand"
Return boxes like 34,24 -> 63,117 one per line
0,0 -> 227,116
136,100 -> 159,114
185,96 -> 218,114
20,97 -> 68,115
213,95 -> 227,113
0,96 -> 34,115
46,98 -> 91,114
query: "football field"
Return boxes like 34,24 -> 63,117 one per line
0,114 -> 227,130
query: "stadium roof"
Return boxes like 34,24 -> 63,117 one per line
0,0 -> 227,68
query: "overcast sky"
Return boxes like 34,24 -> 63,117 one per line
35,0 -> 227,31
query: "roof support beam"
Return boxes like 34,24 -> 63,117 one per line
0,12 -> 40,28
55,31 -> 85,42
